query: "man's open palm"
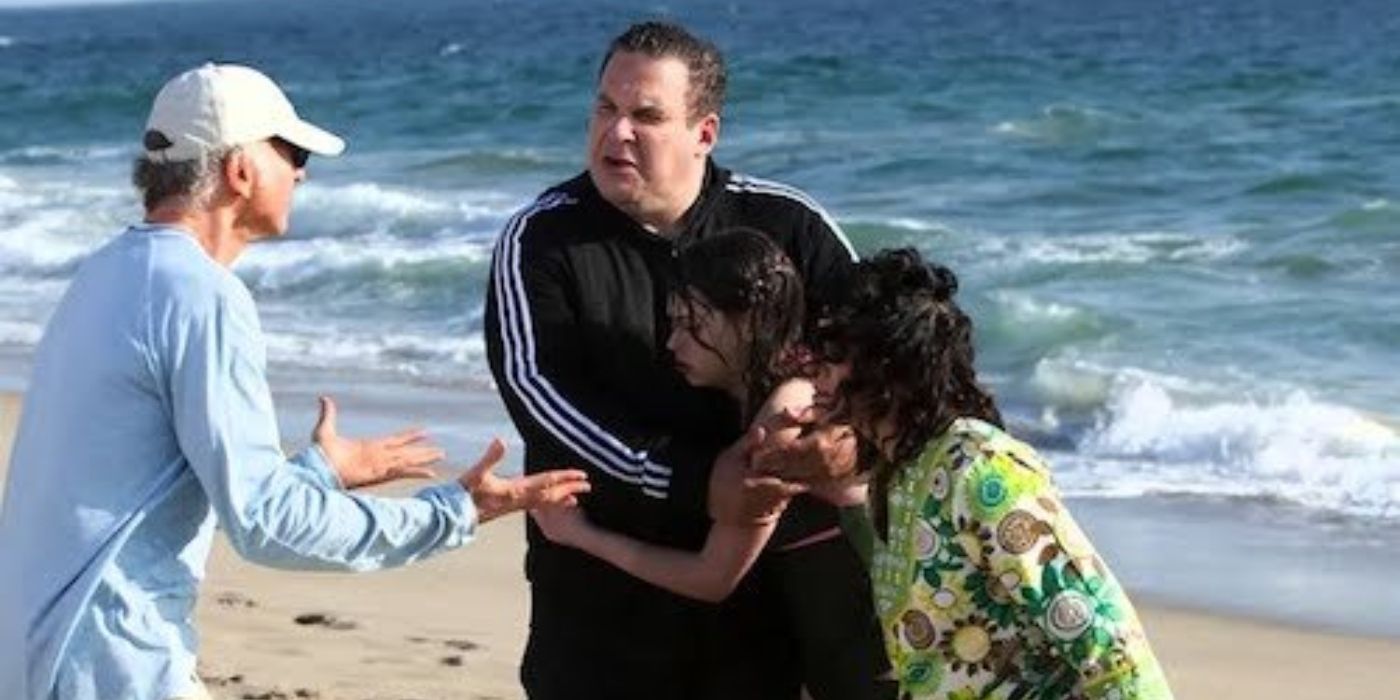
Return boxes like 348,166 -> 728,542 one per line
312,396 -> 444,489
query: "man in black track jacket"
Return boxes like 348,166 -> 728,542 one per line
485,21 -> 891,700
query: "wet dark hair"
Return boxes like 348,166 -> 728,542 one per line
673,228 -> 804,420
601,21 -> 727,121
811,248 -> 1001,533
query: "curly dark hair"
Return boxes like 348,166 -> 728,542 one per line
811,248 -> 1001,534
601,21 -> 727,121
672,228 -> 804,421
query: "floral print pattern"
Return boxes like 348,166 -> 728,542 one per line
871,418 -> 1174,699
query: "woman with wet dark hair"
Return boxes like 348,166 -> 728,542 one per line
532,228 -> 892,699
808,248 -> 1173,699
531,228 -> 810,598
669,226 -> 808,423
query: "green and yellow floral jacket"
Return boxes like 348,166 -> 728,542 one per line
870,418 -> 1174,699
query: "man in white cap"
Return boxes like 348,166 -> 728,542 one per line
0,63 -> 590,700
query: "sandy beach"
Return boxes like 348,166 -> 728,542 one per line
2,389 -> 1398,699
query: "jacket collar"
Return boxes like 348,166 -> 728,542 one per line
573,159 -> 731,244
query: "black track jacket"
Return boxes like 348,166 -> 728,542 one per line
484,161 -> 857,651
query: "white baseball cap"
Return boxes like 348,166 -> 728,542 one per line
143,63 -> 345,162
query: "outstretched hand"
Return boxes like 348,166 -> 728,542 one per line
460,439 -> 591,524
313,396 -> 445,489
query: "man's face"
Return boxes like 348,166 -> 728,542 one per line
587,51 -> 717,229
243,137 -> 306,238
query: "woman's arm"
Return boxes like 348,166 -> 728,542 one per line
531,427 -> 787,602
529,380 -> 817,602
532,503 -> 775,603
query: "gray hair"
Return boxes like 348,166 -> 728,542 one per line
130,146 -> 237,212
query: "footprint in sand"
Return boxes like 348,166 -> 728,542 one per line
291,612 -> 358,631
238,689 -> 319,699
404,636 -> 483,652
201,672 -> 245,687
215,592 -> 258,608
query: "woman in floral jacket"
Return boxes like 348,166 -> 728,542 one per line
808,248 -> 1174,699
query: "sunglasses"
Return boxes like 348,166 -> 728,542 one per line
271,137 -> 311,169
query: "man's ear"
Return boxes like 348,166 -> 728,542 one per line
696,112 -> 720,156
223,148 -> 257,200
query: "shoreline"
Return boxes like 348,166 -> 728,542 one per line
5,387 -> 1400,697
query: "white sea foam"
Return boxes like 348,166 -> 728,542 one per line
298,182 -> 515,220
0,176 -> 507,287
0,183 -> 43,210
0,144 -> 130,164
982,230 -> 1245,267
1029,356 -> 1125,411
990,291 -> 1090,325
262,327 -> 485,377
981,292 -> 1105,355
237,234 -> 492,291
0,175 -> 130,277
0,319 -> 43,347
292,181 -> 517,240
1053,370 -> 1400,520
992,104 -> 1120,142
840,215 -> 961,243
299,182 -> 455,218
0,210 -> 111,274
877,217 -> 943,232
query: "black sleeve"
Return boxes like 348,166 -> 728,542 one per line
780,188 -> 858,337
798,197 -> 858,290
484,197 -> 713,518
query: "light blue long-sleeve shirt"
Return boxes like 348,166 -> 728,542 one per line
0,225 -> 478,700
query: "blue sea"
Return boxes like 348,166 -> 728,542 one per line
2,0 -> 1398,632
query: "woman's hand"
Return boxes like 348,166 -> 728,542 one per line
751,407 -> 859,484
709,425 -> 806,525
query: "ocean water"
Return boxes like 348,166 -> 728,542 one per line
1,0 -> 1397,531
